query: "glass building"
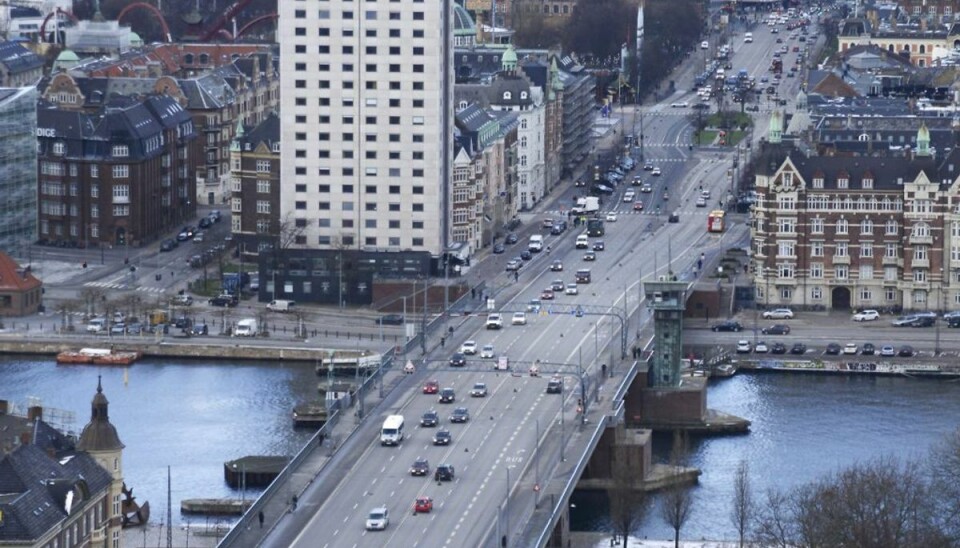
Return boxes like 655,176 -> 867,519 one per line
0,87 -> 37,256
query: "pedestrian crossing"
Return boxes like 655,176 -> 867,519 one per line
82,281 -> 166,294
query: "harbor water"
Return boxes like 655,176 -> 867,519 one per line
3,358 -> 960,540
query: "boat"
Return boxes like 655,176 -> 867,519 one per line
712,363 -> 738,377
57,348 -> 141,366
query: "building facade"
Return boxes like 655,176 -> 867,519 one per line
0,251 -> 42,316
230,112 -> 281,262
278,0 -> 454,261
0,41 -> 43,87
0,87 -> 38,255
752,120 -> 960,312
35,95 -> 201,247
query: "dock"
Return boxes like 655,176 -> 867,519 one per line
292,402 -> 328,428
181,498 -> 252,516
223,455 -> 291,488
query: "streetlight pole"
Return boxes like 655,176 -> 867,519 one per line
936,268 -> 943,355
534,418 -> 540,508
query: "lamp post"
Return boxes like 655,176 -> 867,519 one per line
936,267 -> 944,355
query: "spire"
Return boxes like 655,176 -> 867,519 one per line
77,378 -> 124,452
92,0 -> 105,22
501,44 -> 518,73
769,110 -> 783,144
917,122 -> 931,156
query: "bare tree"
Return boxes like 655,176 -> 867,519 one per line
80,287 -> 106,317
730,459 -> 753,548
928,426 -> 960,539
659,431 -> 694,548
753,488 -> 795,548
607,429 -> 648,546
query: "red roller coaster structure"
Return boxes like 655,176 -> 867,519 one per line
235,13 -> 278,40
117,2 -> 172,42
39,8 -> 79,42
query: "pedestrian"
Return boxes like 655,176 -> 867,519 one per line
514,271 -> 519,282
440,336 -> 446,348
601,363 -> 607,377
471,288 -> 476,299
258,510 -> 264,528
291,494 -> 298,512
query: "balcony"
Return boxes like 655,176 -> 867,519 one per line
882,255 -> 902,266
909,234 -> 933,245
832,255 -> 851,265
911,258 -> 930,269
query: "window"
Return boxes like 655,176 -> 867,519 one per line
256,200 -> 271,213
913,199 -> 932,214
812,177 -> 824,189
112,165 -> 129,178
112,205 -> 129,217
835,242 -> 848,257
859,264 -> 874,280
810,263 -> 823,278
778,196 -> 795,210
835,265 -> 849,280
862,177 -> 873,189
860,288 -> 872,301
811,217 -> 824,233
914,269 -> 927,282
885,243 -> 897,259
914,245 -> 928,261
777,263 -> 794,278
777,241 -> 795,258
914,289 -> 927,304
811,286 -> 823,300
861,242 -> 873,258
861,219 -> 873,235
112,185 -> 129,203
778,218 -> 795,234
913,223 -> 930,238
257,160 -> 271,173
811,241 -> 823,257
836,218 -> 848,235
886,220 -> 898,235
837,177 -> 848,189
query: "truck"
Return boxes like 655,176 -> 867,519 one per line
234,318 -> 259,337
528,234 -> 544,252
571,196 -> 600,215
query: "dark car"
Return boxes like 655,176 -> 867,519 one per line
126,322 -> 144,335
433,429 -> 452,446
550,221 -> 567,235
825,343 -> 842,355
160,239 -> 178,252
949,318 -> 960,328
173,317 -> 192,329
520,250 -> 533,261
583,251 -> 597,261
790,342 -> 807,355
861,343 -> 876,355
761,324 -> 791,335
493,243 -> 505,254
771,342 -> 787,354
711,321 -> 743,332
208,294 -> 237,307
420,410 -> 439,427
375,314 -> 405,326
546,376 -> 563,394
668,212 -> 680,223
190,323 -> 208,336
911,316 -> 936,328
449,353 -> 466,367
593,241 -> 605,251
410,458 -> 430,477
439,388 -> 455,403
198,217 -> 212,229
450,407 -> 470,423
435,464 -> 455,482
898,345 -> 915,357
505,233 -> 519,245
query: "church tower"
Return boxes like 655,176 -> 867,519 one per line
77,377 -> 125,547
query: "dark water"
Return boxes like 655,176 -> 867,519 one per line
4,358 -> 960,540
572,372 -> 960,541
0,357 -> 319,525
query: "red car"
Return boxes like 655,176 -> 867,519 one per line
423,380 -> 439,394
633,200 -> 644,211
414,496 -> 433,513
540,289 -> 555,300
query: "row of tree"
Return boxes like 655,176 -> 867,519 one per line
607,427 -> 960,547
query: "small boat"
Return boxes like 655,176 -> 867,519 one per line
712,364 -> 738,377
57,348 -> 141,366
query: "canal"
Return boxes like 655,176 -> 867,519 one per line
3,358 -> 959,541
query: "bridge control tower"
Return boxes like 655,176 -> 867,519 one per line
644,275 -> 687,387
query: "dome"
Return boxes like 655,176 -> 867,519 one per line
128,31 -> 142,47
56,49 -> 80,62
76,378 -> 125,453
453,4 -> 476,36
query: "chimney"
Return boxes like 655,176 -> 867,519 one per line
28,406 -> 42,421
19,431 -> 30,447
0,400 -> 7,415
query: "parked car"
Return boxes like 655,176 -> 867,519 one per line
190,323 -> 209,336
825,343 -> 842,355
880,345 -> 896,357
376,314 -> 405,326
843,343 -> 858,355
754,341 -> 769,353
160,239 -> 178,252
861,343 -> 876,355
711,320 -> 743,332
771,342 -> 787,354
761,324 -> 791,335
790,342 -> 807,355
762,308 -> 794,320
898,345 -> 915,357
505,233 -> 519,244
493,243 -> 505,254
911,316 -> 936,328
736,340 -> 752,354
208,294 -> 238,307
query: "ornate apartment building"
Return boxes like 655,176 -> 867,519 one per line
229,112 -> 281,262
752,118 -> 960,312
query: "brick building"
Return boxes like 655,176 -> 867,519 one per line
229,111 -> 280,262
0,251 -> 42,317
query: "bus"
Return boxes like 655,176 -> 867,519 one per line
586,218 -> 605,237
707,210 -> 726,233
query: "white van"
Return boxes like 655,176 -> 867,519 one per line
575,234 -> 589,249
266,299 -> 295,312
528,234 -> 544,252
744,32 -> 753,43
86,318 -> 107,334
234,318 -> 259,337
380,415 -> 404,446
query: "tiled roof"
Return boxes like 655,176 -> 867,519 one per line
239,111 -> 280,150
0,251 -> 40,291
0,40 -> 43,74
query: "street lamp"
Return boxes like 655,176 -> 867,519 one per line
936,267 -> 944,355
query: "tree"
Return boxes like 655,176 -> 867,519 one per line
659,431 -> 694,548
607,429 -> 648,546
730,459 -> 753,548
753,488 -> 795,548
928,427 -> 960,540
563,0 -> 636,61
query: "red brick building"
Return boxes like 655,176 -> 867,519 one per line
0,251 -> 41,317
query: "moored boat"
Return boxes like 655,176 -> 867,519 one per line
57,348 -> 141,366
56,351 -> 95,364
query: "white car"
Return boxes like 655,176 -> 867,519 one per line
470,382 -> 488,397
695,197 -> 707,207
762,308 -> 794,320
365,507 -> 389,531
623,192 -> 635,203
736,340 -> 752,353
843,343 -> 859,355
852,309 -> 880,322
605,212 -> 618,222
754,341 -> 769,353
651,167 -> 662,176
460,340 -> 477,355
701,190 -> 711,198
485,313 -> 503,329
480,344 -> 495,359
565,283 -> 579,296
511,312 -> 527,325
640,184 -> 653,193
670,101 -> 689,108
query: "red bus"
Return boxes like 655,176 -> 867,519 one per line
707,210 -> 726,233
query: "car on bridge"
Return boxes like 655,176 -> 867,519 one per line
512,312 -> 527,325
365,507 -> 389,531
541,288 -> 555,300
583,251 -> 597,261
433,429 -> 452,445
450,407 -> 470,423
565,283 -> 579,296
420,410 -> 439,427
505,258 -> 522,271
547,376 -> 563,393
449,353 -> 466,367
593,241 -> 605,251
605,212 -> 618,222
485,313 -> 503,329
551,279 -> 565,291
422,380 -> 439,394
550,259 -> 564,271
439,388 -> 455,403
435,464 -> 456,481
409,458 -> 430,476
470,383 -> 488,397
414,497 -> 433,514
460,341 -> 477,355
480,344 -> 495,359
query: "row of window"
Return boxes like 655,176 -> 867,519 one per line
769,218 -> 960,239
291,183 -> 427,194
293,96 -> 424,110
292,200 -> 429,212
292,28 -> 425,45
294,9 -> 426,24
294,79 -> 427,90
